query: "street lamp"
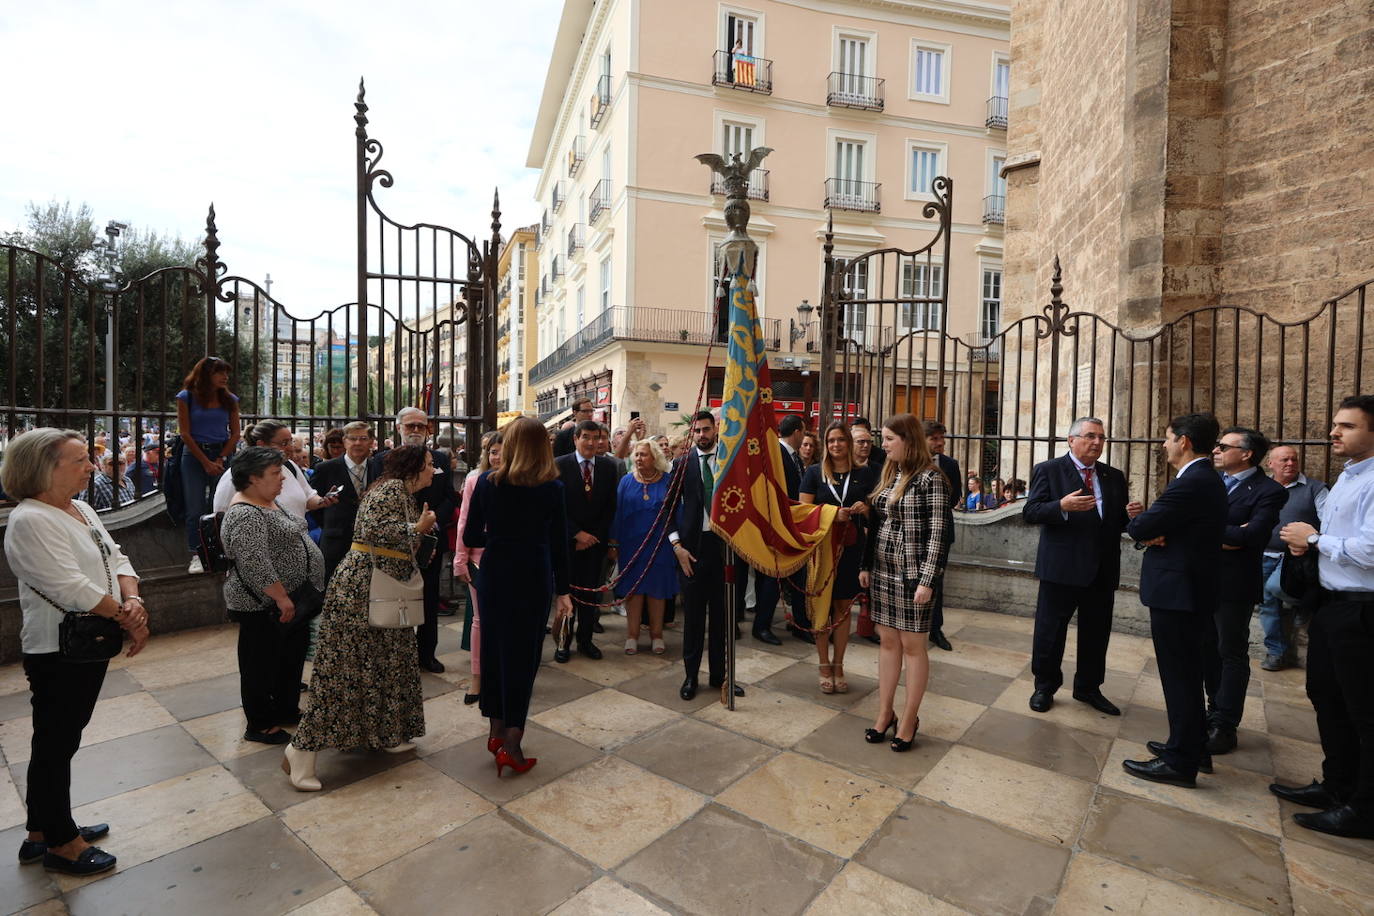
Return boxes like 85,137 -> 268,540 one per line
98,221 -> 128,420
789,298 -> 815,346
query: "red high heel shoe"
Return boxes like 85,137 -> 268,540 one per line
487,737 -> 503,755
494,748 -> 537,777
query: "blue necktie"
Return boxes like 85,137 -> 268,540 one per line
1223,473 -> 1239,493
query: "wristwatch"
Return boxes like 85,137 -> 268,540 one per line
1307,532 -> 1320,546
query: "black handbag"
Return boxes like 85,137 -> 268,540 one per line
230,508 -> 325,631
58,613 -> 125,662
1279,546 -> 1321,608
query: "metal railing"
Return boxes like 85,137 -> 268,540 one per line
827,72 -> 884,111
566,224 -> 585,258
983,194 -> 1006,225
589,74 -> 611,128
824,178 -> 881,213
711,168 -> 769,201
551,255 -> 564,280
987,95 -> 1008,129
712,50 -> 773,94
589,179 -> 611,223
552,181 -> 567,212
529,306 -> 783,384
567,136 -> 586,177
498,278 -> 512,302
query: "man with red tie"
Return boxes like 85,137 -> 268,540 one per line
554,420 -> 618,662
1023,418 -> 1142,715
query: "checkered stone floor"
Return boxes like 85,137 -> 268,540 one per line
2,606 -> 1371,915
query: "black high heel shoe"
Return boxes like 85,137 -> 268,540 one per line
865,714 -> 898,744
891,716 -> 920,752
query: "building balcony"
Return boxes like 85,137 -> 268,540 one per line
826,72 -> 884,111
567,136 -> 586,177
589,179 -> 611,223
712,50 -> 772,94
986,95 -> 1008,130
528,306 -> 783,384
983,194 -> 1006,225
496,397 -> 510,413
498,279 -> 512,303
552,181 -> 567,213
824,178 -> 881,214
589,74 -> 611,128
566,224 -> 585,258
551,255 -> 564,281
710,168 -> 769,201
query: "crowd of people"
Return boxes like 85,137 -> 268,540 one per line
5,360 -> 1374,875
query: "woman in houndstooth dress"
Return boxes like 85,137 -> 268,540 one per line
859,414 -> 951,752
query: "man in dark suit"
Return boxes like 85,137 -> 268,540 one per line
924,420 -> 963,651
311,421 -> 377,580
1205,426 -> 1288,754
1123,412 -> 1228,787
668,410 -> 745,701
553,398 -> 594,458
1023,417 -> 1141,716
554,420 -> 618,661
387,408 -> 455,673
750,414 -> 807,646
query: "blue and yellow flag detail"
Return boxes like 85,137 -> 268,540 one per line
710,270 -> 840,628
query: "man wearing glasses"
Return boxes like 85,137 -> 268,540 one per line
554,398 -> 594,458
1023,417 -> 1141,716
1204,427 -> 1287,755
311,421 -> 377,580
80,453 -> 136,510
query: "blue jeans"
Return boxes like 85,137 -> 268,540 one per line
1257,553 -> 1290,658
181,441 -> 226,552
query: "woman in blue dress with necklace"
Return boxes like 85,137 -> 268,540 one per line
611,440 -> 678,655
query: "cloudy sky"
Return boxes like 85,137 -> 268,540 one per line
2,0 -> 563,315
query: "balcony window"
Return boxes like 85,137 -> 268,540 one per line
710,168 -> 769,201
982,195 -> 1005,225
589,178 -> 611,223
552,255 -> 564,280
552,181 -> 567,213
981,268 -> 1002,341
712,50 -> 773,93
589,73 -> 611,128
827,72 -> 884,111
566,224 -> 584,258
986,95 -> 1008,129
900,261 -> 944,330
567,136 -> 586,177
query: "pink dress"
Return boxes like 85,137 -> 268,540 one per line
453,470 -> 485,675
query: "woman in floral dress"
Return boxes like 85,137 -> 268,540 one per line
282,446 -> 438,791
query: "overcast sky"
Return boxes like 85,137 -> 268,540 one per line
2,0 -> 562,316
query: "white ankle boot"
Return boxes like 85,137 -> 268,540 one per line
282,743 -> 322,791
383,741 -> 416,754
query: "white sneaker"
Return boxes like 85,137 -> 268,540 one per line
188,556 -> 204,574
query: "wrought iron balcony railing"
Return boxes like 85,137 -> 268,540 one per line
983,194 -> 1006,225
552,180 -> 567,213
567,136 -> 586,177
566,224 -> 585,258
823,178 -> 881,213
551,255 -> 564,280
589,179 -> 611,223
710,168 -> 769,201
712,50 -> 773,94
826,72 -> 884,111
986,95 -> 1008,129
589,74 -> 611,128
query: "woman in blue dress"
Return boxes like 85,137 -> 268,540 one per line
611,440 -> 678,655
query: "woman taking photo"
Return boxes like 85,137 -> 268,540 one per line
799,422 -> 875,695
282,446 -> 438,790
858,414 -> 951,752
176,356 -> 240,573
463,417 -> 572,777
213,420 -> 338,519
3,429 -> 149,876
454,430 -> 503,705
220,446 -> 326,745
611,440 -> 677,655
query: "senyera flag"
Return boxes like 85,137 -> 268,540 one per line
710,268 -> 840,628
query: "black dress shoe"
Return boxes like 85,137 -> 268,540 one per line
43,846 -> 117,876
1293,804 -> 1374,839
862,634 -> 881,645
709,681 -> 746,697
789,625 -> 815,645
680,678 -> 698,701
752,628 -> 783,646
578,642 -> 603,661
1072,690 -> 1121,716
554,643 -> 571,663
420,658 -> 446,674
592,619 -> 605,634
18,824 -> 110,865
436,603 -> 457,617
1270,780 -> 1340,809
244,728 -> 291,745
1205,725 -> 1238,755
1260,653 -> 1287,671
929,630 -> 952,651
1122,756 -> 1196,787
1028,689 -> 1054,713
1146,740 -> 1213,774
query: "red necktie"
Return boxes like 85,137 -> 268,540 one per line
1081,465 -> 1094,491
582,459 -> 592,492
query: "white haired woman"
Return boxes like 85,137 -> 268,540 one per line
610,439 -> 678,655
2,429 -> 149,876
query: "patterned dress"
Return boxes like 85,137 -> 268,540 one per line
292,479 -> 429,751
863,467 -> 952,633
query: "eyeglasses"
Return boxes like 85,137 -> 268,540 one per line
1073,433 -> 1109,442
1213,443 -> 1245,452
88,526 -> 110,558
343,435 -> 372,442
400,422 -> 429,431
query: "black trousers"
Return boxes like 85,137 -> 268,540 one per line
567,545 -> 607,647
1031,576 -> 1114,693
681,531 -> 728,683
234,611 -> 309,732
1307,594 -> 1374,812
1149,606 -> 1210,777
931,575 -> 947,633
1204,597 -> 1256,730
23,653 -> 108,846
751,569 -> 804,632
415,553 -> 442,663
320,534 -> 349,583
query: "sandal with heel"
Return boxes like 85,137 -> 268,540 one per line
819,663 -> 835,695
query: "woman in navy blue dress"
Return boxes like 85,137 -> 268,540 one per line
611,440 -> 678,655
463,417 -> 572,776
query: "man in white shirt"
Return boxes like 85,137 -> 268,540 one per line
311,422 -> 376,579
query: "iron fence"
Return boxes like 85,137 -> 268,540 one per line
712,50 -> 773,93
824,178 -> 881,213
827,72 -> 885,111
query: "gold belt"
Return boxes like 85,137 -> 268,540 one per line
351,541 -> 409,560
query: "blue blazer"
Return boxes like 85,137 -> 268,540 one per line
1126,458 -> 1228,612
1023,454 -> 1129,589
1217,472 -> 1288,603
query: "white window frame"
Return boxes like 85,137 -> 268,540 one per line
599,257 -> 612,314
909,39 -> 952,104
986,147 -> 1007,199
904,139 -> 948,202
831,25 -> 878,83
991,52 -> 1010,101
980,262 -> 1003,342
826,128 -> 877,184
718,5 -> 765,57
899,258 -> 945,332
716,108 -> 766,157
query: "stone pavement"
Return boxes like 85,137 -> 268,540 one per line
1,606 -> 1371,915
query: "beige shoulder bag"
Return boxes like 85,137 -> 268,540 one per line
366,494 -> 425,629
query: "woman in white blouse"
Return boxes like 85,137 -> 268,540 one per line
2,429 -> 150,877
211,420 -> 337,519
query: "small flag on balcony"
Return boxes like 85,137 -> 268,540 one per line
709,266 -> 840,629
